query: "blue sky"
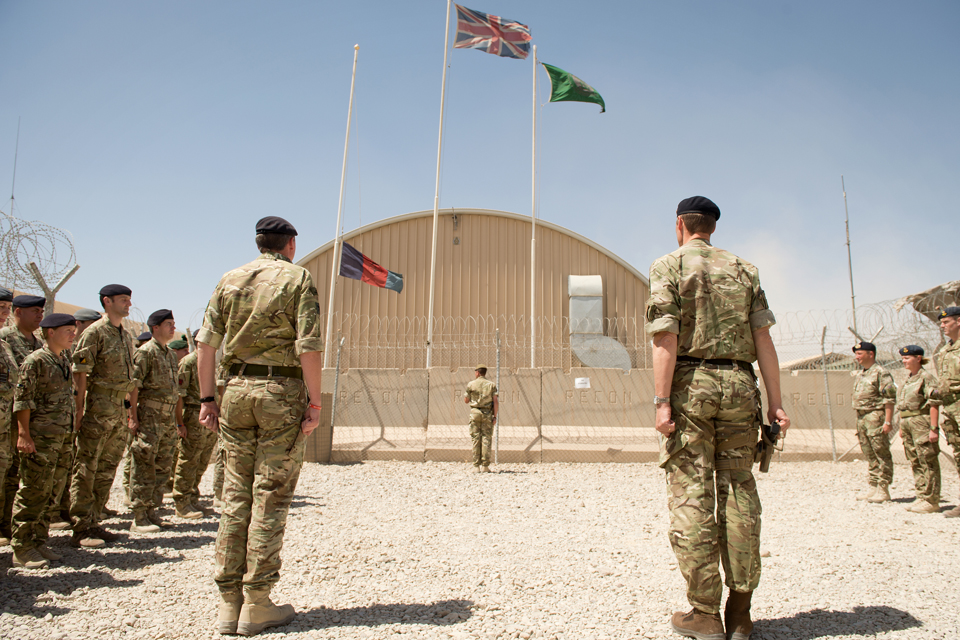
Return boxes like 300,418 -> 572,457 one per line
1,1 -> 957,331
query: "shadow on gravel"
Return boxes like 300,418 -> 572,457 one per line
53,546 -> 185,572
0,568 -> 141,618
297,598 -> 474,629
290,496 -> 325,509
757,605 -> 921,639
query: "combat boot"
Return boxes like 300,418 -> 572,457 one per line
867,485 -> 891,503
481,466 -> 491,473
856,486 -> 877,501
175,502 -> 203,519
12,547 -> 49,569
147,509 -> 167,528
192,497 -> 212,516
908,501 -> 940,514
670,608 -> 724,640
236,589 -> 296,636
0,535 -> 10,547
130,513 -> 160,534
71,530 -> 105,548
101,506 -> 119,518
724,590 -> 753,640
944,505 -> 960,518
92,526 -> 121,542
50,513 -> 72,531
218,589 -> 243,635
36,544 -> 62,561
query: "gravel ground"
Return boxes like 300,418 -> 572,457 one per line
1,460 -> 959,640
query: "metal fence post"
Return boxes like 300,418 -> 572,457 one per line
495,329 -> 501,465
820,326 -> 837,462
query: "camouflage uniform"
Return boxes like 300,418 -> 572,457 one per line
464,376 -> 497,467
645,237 -> 776,615
896,368 -> 941,506
11,346 -> 75,553
196,250 -> 322,594
0,340 -> 19,533
172,350 -> 217,508
852,363 -> 897,489
69,317 -> 136,534
936,339 -> 960,491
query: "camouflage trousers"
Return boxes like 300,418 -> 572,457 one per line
469,410 -> 494,467
215,376 -> 307,594
900,415 -> 940,505
213,436 -> 224,500
12,432 -> 72,552
129,401 -> 177,514
47,433 -> 76,520
1,427 -> 20,537
0,396 -> 14,537
661,363 -> 762,614
856,409 -> 893,487
70,391 -> 126,532
172,406 -> 216,504
940,401 -> 960,495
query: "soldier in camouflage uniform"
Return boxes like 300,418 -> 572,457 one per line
196,216 -> 324,636
463,365 -> 498,472
172,331 -> 216,518
11,313 -> 76,569
851,341 -> 897,503
936,307 -> 960,518
0,294 -> 45,548
895,345 -> 942,513
645,197 -> 789,640
0,287 -> 18,548
69,284 -> 136,549
128,309 -> 182,533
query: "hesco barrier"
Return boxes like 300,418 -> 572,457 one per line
303,367 -> 958,471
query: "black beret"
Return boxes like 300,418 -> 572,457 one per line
899,345 -> 924,357
852,341 -> 876,353
137,331 -> 152,342
255,216 -> 298,236
0,287 -> 11,302
147,309 -> 174,327
192,328 -> 200,339
74,308 -> 102,322
169,339 -> 189,350
677,196 -> 721,221
99,284 -> 132,298
13,295 -> 45,308
939,306 -> 960,320
40,313 -> 76,328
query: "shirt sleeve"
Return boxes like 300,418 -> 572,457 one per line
644,256 -> 681,337
177,357 -> 192,398
294,270 -> 325,355
923,374 -> 942,408
879,371 -> 897,403
748,280 -> 777,332
71,327 -> 100,374
132,348 -> 150,389
196,285 -> 225,350
13,357 -> 39,413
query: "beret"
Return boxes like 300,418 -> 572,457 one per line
169,339 -> 189,350
147,309 -> 174,327
40,313 -> 76,328
939,306 -> 960,320
13,295 -> 45,308
255,216 -> 298,236
99,284 -> 132,298
677,196 -> 721,221
852,341 -> 876,353
74,308 -> 102,322
137,331 -> 153,342
899,345 -> 924,357
192,329 -> 200,339
0,287 -> 11,302
475,364 -> 487,371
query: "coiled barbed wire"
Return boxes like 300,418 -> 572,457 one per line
0,208 -> 77,294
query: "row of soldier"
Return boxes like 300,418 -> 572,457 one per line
0,286 -> 223,570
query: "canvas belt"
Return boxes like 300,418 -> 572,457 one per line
899,409 -> 924,418
228,363 -> 303,380
140,397 -> 177,410
676,355 -> 754,373
856,408 -> 883,415
88,384 -> 128,401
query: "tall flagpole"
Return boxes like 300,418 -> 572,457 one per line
426,0 -> 454,368
530,45 -> 537,369
324,44 -> 360,368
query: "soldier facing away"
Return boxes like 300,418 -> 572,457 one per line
463,364 -> 498,473
851,340 -> 897,503
936,306 -> 960,518
645,196 -> 789,640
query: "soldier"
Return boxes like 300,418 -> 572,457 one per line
0,287 -> 18,548
196,215 -> 323,636
128,309 -> 181,533
68,284 -> 136,549
171,330 -> 214,518
0,294 -> 45,547
936,306 -> 960,518
463,365 -> 498,473
645,196 -> 789,640
895,345 -> 942,514
137,331 -> 152,348
10,313 -> 76,568
161,336 -> 190,501
852,341 -> 897,503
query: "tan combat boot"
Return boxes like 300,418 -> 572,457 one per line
147,509 -> 167,528
175,501 -> 203,519
856,486 -> 877,501
944,505 -> 960,518
481,466 -> 491,473
218,590 -> 243,635
724,590 -> 753,640
12,547 -> 50,569
192,497 -> 212,516
131,512 -> 160,534
670,608 -> 725,640
867,485 -> 891,503
908,500 -> 940,514
237,588 -> 296,636
36,544 -> 62,561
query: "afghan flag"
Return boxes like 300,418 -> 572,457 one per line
542,63 -> 605,113
453,4 -> 532,60
339,242 -> 403,293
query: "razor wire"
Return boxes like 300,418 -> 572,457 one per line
0,208 -> 78,297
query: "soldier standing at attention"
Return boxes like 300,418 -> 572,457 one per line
171,330 -> 213,518
935,307 -> 960,518
646,196 -> 789,640
463,365 -> 498,473
128,309 -> 182,533
851,341 -> 896,503
69,284 -> 136,549
10,313 -> 77,569
0,287 -> 19,548
895,345 -> 942,513
196,216 -> 323,636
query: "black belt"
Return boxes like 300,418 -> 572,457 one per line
228,363 -> 303,380
676,355 -> 754,371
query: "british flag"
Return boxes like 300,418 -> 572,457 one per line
453,4 -> 532,60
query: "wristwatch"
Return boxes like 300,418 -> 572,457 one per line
654,395 -> 670,405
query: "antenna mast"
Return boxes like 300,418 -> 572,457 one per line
8,117 -> 20,216
842,175 -> 857,335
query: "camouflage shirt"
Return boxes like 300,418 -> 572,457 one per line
133,338 -> 179,405
177,350 -> 201,407
852,363 -> 896,411
72,316 -> 136,393
645,238 -> 776,362
896,369 -> 941,413
13,345 -> 75,436
0,325 -> 43,365
0,339 -> 18,400
465,376 -> 497,411
936,339 -> 960,400
197,251 -> 324,368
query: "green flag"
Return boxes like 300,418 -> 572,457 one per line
541,62 -> 605,113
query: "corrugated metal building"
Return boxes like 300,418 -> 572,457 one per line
299,208 -> 650,371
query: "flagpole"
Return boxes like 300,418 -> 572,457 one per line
530,45 -> 537,369
324,44 -> 360,369
426,0 -> 453,369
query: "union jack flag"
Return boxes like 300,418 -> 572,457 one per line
453,4 -> 532,60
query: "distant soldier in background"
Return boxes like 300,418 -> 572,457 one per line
896,345 -> 942,513
0,287 -> 19,548
936,307 -> 960,518
463,365 -> 498,473
852,341 -> 897,503
137,331 -> 152,348
171,330 -> 215,518
162,336 -> 190,501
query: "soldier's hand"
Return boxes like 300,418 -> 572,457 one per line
200,402 -> 219,432
177,424 -> 188,439
882,421 -> 892,435
769,407 -> 790,435
17,434 -> 36,454
128,416 -> 139,434
930,430 -> 939,443
301,405 -> 320,437
655,404 -> 675,436
74,411 -> 83,433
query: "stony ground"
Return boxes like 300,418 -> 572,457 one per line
1,460 -> 959,640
